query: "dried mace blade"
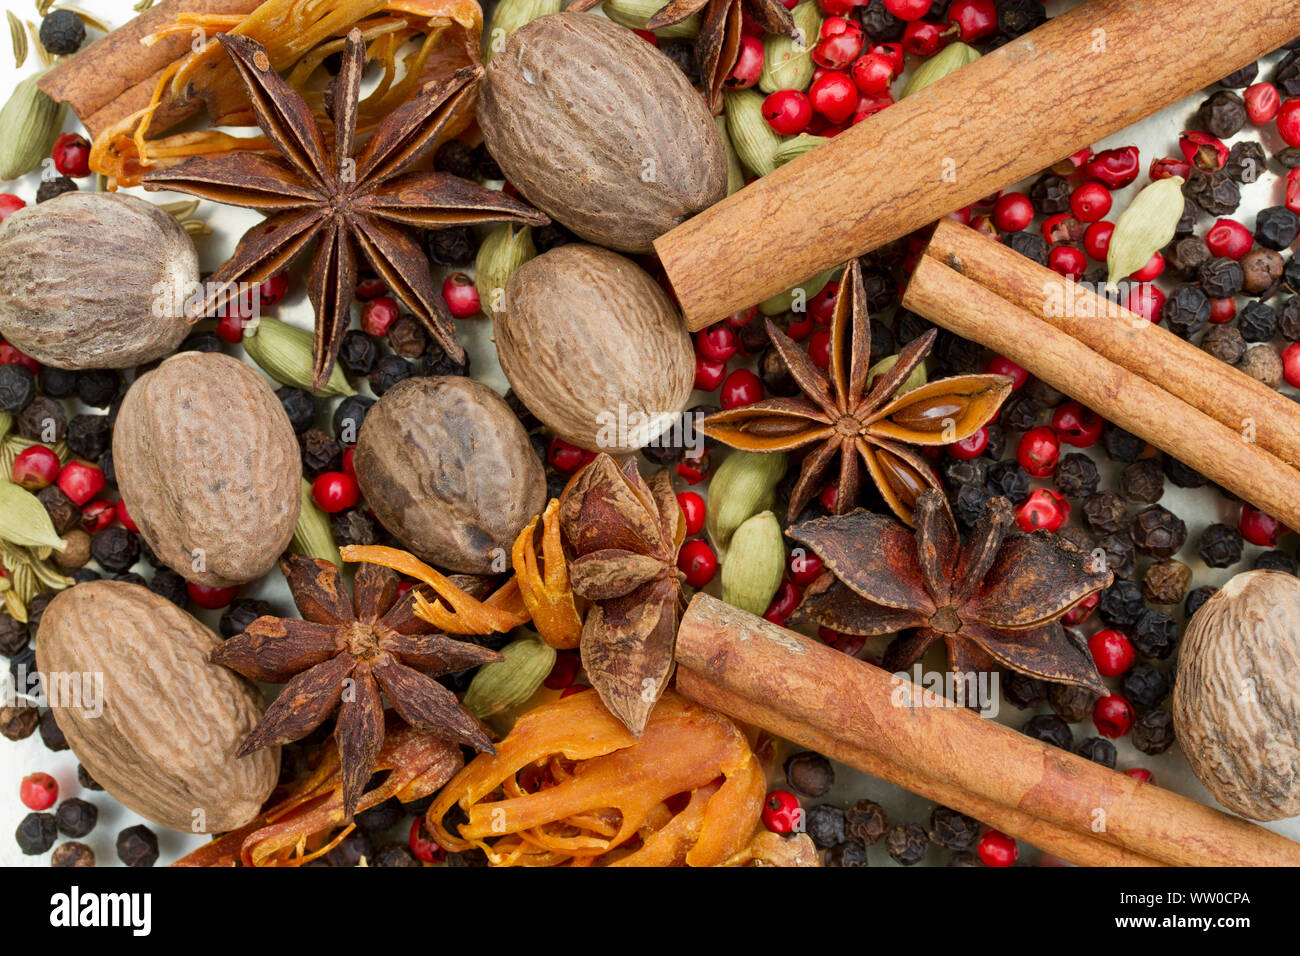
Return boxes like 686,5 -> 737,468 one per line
789,490 -> 1111,693
701,260 -> 1013,526
210,554 -> 503,819
142,29 -> 548,390
558,454 -> 687,735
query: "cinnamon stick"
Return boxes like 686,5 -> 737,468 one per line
654,0 -> 1300,329
902,254 -> 1300,534
675,593 -> 1300,867
677,670 -> 1164,867
924,218 -> 1300,469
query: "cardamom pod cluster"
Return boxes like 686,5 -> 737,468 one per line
706,451 -> 787,558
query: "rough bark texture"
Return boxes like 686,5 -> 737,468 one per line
0,193 -> 197,369
35,580 -> 278,833
112,351 -> 301,587
353,376 -> 545,574
1173,571 -> 1300,821
497,244 -> 693,453
655,0 -> 1300,327
478,13 -> 727,253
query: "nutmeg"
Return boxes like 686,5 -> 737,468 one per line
496,244 -> 694,453
1173,570 -> 1300,820
353,376 -> 546,573
477,13 -> 727,253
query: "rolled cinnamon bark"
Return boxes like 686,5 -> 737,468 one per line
675,593 -> 1300,867
654,0 -> 1299,329
902,254 -> 1300,534
924,218 -> 1300,469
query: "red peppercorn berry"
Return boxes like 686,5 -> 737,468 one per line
807,327 -> 832,368
1087,629 -> 1136,677
818,627 -> 867,656
1092,694 -> 1134,739
543,650 -> 580,690
677,491 -> 706,536
1288,168 -> 1300,215
1125,768 -> 1154,784
1123,283 -> 1165,324
727,35 -> 765,89
1130,251 -> 1165,282
441,273 -> 480,318
763,578 -> 803,624
1083,145 -> 1140,189
1051,400 -> 1102,447
808,281 -> 838,325
985,355 -> 1028,389
560,683 -> 591,699
900,19 -> 946,56
1048,244 -> 1086,280
1062,591 -> 1099,626
1039,213 -> 1084,246
80,499 -> 115,535
1016,425 -> 1060,477
548,437 -> 588,473
695,323 -> 739,362
849,51 -> 896,94
977,829 -> 1018,867
1277,97 -> 1300,149
719,368 -> 763,409
116,499 -> 139,533
1178,130 -> 1229,172
215,311 -> 247,344
360,296 -> 400,336
1239,505 -> 1284,547
1149,156 -> 1191,181
312,472 -> 360,513
852,90 -> 893,124
762,89 -> 812,135
761,789 -> 803,834
187,582 -> 241,609
257,271 -> 290,308
788,549 -> 824,586
57,461 -> 105,507
872,42 -> 904,75
947,426 -> 988,460
1208,297 -> 1236,324
342,446 -> 356,480
0,194 -> 25,224
675,448 -> 711,485
812,17 -> 864,69
809,72 -> 858,124
1244,82 -> 1280,125
1204,218 -> 1253,260
409,817 -> 444,863
1069,181 -> 1112,222
20,772 -> 58,811
51,133 -> 91,178
12,445 -> 60,490
1283,343 -> 1300,389
991,192 -> 1033,233
0,342 -> 39,373
678,539 -> 718,588
944,0 -> 997,42
817,0 -> 856,15
355,276 -> 387,300
1015,488 -> 1070,534
694,355 -> 727,391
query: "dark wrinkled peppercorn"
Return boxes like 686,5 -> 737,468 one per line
337,330 -> 378,377
1131,506 -> 1186,558
1099,579 -> 1146,629
1142,560 -> 1192,605
1102,424 -> 1144,463
51,841 -> 95,867
1199,256 -> 1244,298
25,592 -> 53,636
1241,252 -> 1285,299
928,806 -> 980,850
445,848 -> 490,867
1,705 -> 39,740
55,798 -> 98,838
75,369 -> 120,408
331,508 -> 376,548
10,645 -> 36,689
1202,324 -> 1246,366
36,176 -> 77,203
1048,683 -> 1097,723
39,9 -> 85,54
1162,456 -> 1207,489
1132,710 -> 1176,754
1185,168 -> 1241,216
1029,173 -> 1071,215
1185,586 -> 1216,619
758,346 -> 799,397
1160,284 -> 1210,339
387,316 -> 428,359
1004,229 -> 1050,265
1119,457 -> 1164,505
844,798 -> 888,846
1197,522 -> 1243,568
65,414 -> 109,460
299,428 -> 342,477
893,309 -> 934,346
825,841 -> 870,866
18,397 -> 65,442
424,225 -> 477,266
1121,663 -> 1170,709
148,567 -> 189,607
116,825 -> 159,867
1198,89 -> 1247,137
76,764 -> 102,791
1003,672 -> 1047,709
355,797 -> 403,834
855,0 -> 904,41
1054,452 -> 1099,499
275,387 -> 315,435
219,598 -> 274,639
1097,532 -> 1136,580
805,804 -> 847,849
1220,61 -> 1258,87
326,827 -> 375,866
996,391 -> 1042,432
91,527 -> 139,574
1225,140 -> 1266,183
1023,713 -> 1073,750
1023,378 -> 1063,408
368,354 -> 412,396
1277,146 -> 1300,169
333,395 -> 374,444
886,822 -> 928,865
433,139 -> 476,178
36,485 -> 78,537
784,751 -> 834,798
0,364 -> 36,414
1275,47 -> 1300,96
533,222 -> 575,253
656,39 -> 700,85
179,331 -> 223,353
0,615 -> 26,656
1075,736 -> 1117,768
70,568 -> 99,584
998,0 -> 1045,36
1280,297 -> 1300,342
39,709 -> 67,751
1255,206 -> 1299,251
985,459 -> 1030,504
1132,609 -> 1178,660
933,331 -> 984,375
37,365 -> 76,399
945,458 -> 988,489
951,482 -> 992,530
424,339 -> 469,377
1166,237 -> 1211,280
373,843 -> 420,867
472,143 -> 503,182
1174,196 -> 1199,235
16,812 -> 58,854
1255,550 -> 1297,574
1082,491 -> 1130,535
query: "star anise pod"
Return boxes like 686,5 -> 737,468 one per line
557,454 -> 687,735
790,490 -> 1111,693
701,260 -> 1012,526
142,30 -> 547,389
569,0 -> 794,110
211,554 -> 503,818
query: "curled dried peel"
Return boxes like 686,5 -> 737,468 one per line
340,544 -> 528,634
511,499 -> 583,649
427,691 -> 765,867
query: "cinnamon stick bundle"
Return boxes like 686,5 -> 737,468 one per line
901,251 -> 1300,534
675,593 -> 1300,867
655,0 -> 1300,329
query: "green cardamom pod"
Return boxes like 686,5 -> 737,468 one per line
0,71 -> 65,180
0,412 -> 12,442
1106,176 -> 1186,291
758,267 -> 837,316
602,0 -> 700,39
901,41 -> 980,98
867,353 -> 928,394
476,223 -> 536,320
759,1 -> 822,94
721,511 -> 786,615
725,88 -> 783,179
290,478 -> 341,568
242,316 -> 356,397
484,0 -> 562,62
463,633 -> 556,719
716,115 -> 745,196
774,133 -> 829,167
0,480 -> 66,551
706,451 -> 787,558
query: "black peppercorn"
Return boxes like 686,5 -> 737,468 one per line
276,387 -> 315,434
75,369 -> 120,408
855,0 -> 905,41
758,346 -> 800,397
1004,229 -> 1050,265
1097,532 -> 1136,580
18,396 -> 65,443
1048,682 -> 1097,723
1198,89 -> 1247,138
446,847 -> 490,867
51,842 -> 95,867
55,798 -> 98,838
1219,61 -> 1259,88
1,705 -> 39,741
1166,237 -> 1211,280
331,508 -> 376,548
387,316 -> 428,359
533,222 -> 575,253
1199,256 -> 1244,298
886,822 -> 928,865
1132,609 -> 1178,660
1102,423 -> 1145,463
10,645 -> 37,690
950,482 -> 992,530
1255,549 -> 1297,574
1275,46 -> 1300,96
424,225 -> 477,266
784,751 -> 834,798
66,414 -> 111,460
1130,505 -> 1187,558
1255,206 -> 1300,251
1023,713 -> 1073,750
1119,456 -> 1164,505
1196,522 -> 1244,569
424,339 -> 469,377
1202,324 -> 1247,366
35,176 -> 77,203
473,143 -> 503,181
1132,709 -> 1176,755
1099,579 -> 1146,629
148,567 -> 189,607
76,764 -> 103,791
1028,173 -> 1071,215
1184,586 -> 1216,620
1075,736 -> 1117,768
1160,284 -> 1210,339
983,421 -> 1006,459
36,365 -> 77,399
985,459 -> 1030,504
39,9 -> 84,55
1225,140 -> 1267,183
337,330 -> 378,377
372,843 -> 420,867
1003,672 -> 1047,709
0,363 -> 36,414
326,827 -> 375,866
657,39 -> 700,85
116,825 -> 159,867
1280,297 -> 1300,341
996,390 -> 1042,432
333,395 -> 374,444
39,709 -> 68,751
825,842 -> 870,866
928,806 -> 980,850
1241,250 -> 1285,298
433,139 -> 477,179
998,0 -> 1045,36
25,592 -> 53,635
1175,196 -> 1199,235
1142,559 -> 1192,605
1185,168 -> 1240,216
299,428 -> 342,477
1285,255 -> 1300,296
70,568 -> 99,584
37,485 -> 79,536
844,798 -> 888,846
1082,491 -> 1130,535
893,309 -> 934,346
1121,662 -> 1170,709
945,457 -> 989,490
219,598 -> 274,639
0,615 -> 26,657
805,804 -> 847,849
15,812 -> 58,855
933,331 -> 984,375
368,354 -> 411,396
1054,452 -> 1099,499
181,330 -> 225,354
1162,456 -> 1207,489
1277,146 -> 1300,169
91,526 -> 140,574
355,797 -> 403,834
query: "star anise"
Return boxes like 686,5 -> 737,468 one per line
700,260 -> 1012,526
789,490 -> 1111,693
142,30 -> 547,389
557,454 -> 687,736
569,0 -> 795,110
211,554 -> 503,818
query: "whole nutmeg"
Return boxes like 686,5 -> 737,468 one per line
112,352 -> 301,587
0,192 -> 198,368
496,244 -> 693,452
477,13 -> 727,253
353,376 -> 545,573
1238,344 -> 1283,388
1173,571 -> 1300,820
